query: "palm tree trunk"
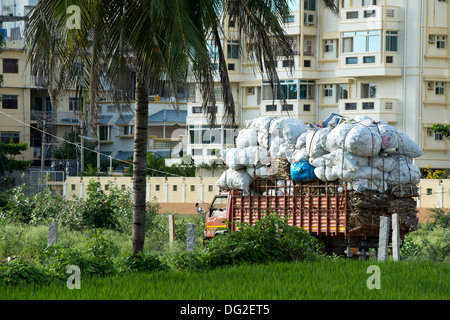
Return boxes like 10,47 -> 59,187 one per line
131,72 -> 149,254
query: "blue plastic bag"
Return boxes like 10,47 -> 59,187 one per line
290,161 -> 317,182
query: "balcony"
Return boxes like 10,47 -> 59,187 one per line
30,111 -> 81,125
338,98 -> 400,124
336,52 -> 401,78
340,5 -> 401,31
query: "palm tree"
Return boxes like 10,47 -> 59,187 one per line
26,0 -> 339,254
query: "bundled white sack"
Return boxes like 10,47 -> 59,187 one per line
237,147 -> 257,167
344,124 -> 382,157
397,131 -> 424,158
290,148 -> 309,163
306,127 -> 331,161
225,148 -> 244,170
295,132 -> 307,150
314,166 -> 336,182
326,149 -> 369,172
377,122 -> 401,151
216,169 -> 253,195
246,165 -> 277,179
236,128 -> 258,149
248,116 -> 275,132
255,146 -> 272,167
277,143 -> 291,160
387,156 -> 421,185
325,123 -> 356,153
269,136 -> 285,159
282,118 -> 307,147
332,166 -> 388,182
369,156 -> 397,173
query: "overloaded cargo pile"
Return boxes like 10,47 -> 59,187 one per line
216,115 -> 422,233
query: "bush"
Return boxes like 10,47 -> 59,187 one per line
116,252 -> 168,273
166,214 -> 323,271
0,257 -> 59,285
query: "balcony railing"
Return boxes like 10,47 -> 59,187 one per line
31,111 -> 81,125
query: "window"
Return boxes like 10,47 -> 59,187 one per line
364,10 -> 376,18
361,83 -> 377,98
263,80 -> 298,100
228,63 -> 235,71
426,188 -> 433,195
69,97 -> 82,111
227,40 -> 239,59
363,0 -> 378,5
99,126 -> 111,141
435,82 -> 445,95
207,39 -> 219,60
123,126 -> 134,136
2,95 -> 18,109
346,11 -> 358,19
303,60 -> 311,67
284,15 -> 294,23
208,185 -> 214,192
173,185 -> 178,191
386,9 -> 395,17
266,105 -> 277,112
303,104 -> 311,112
71,184 -> 76,191
192,106 -> 203,114
336,84 -> 349,102
345,103 -> 357,110
435,133 -> 444,141
385,102 -> 393,110
342,31 -> 381,53
362,102 -> 375,110
107,105 -> 115,112
0,132 -> 19,144
189,125 -> 221,145
229,19 -> 236,28
363,56 -> 375,63
437,35 -> 446,49
324,85 -> 333,97
304,0 -> 316,11
386,31 -> 398,51
299,80 -> 315,100
346,57 -> 358,64
190,185 -> 195,192
155,185 -> 160,191
282,104 -> 293,111
324,40 -> 334,53
3,59 -> 18,73
386,56 -> 394,63
282,60 -> 295,68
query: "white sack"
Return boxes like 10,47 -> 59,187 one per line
295,132 -> 307,150
326,149 -> 369,172
218,169 -> 253,195
387,156 -> 421,185
236,128 -> 258,149
369,156 -> 397,173
225,148 -> 244,170
344,125 -> 382,157
291,148 -> 309,163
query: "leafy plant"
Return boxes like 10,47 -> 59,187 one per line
423,165 -> 448,179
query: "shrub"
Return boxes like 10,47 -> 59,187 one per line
115,252 -> 168,273
0,257 -> 59,285
166,214 -> 323,271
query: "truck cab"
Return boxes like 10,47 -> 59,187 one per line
204,192 -> 230,239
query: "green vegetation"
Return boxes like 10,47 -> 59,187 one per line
0,183 -> 448,300
1,260 -> 448,300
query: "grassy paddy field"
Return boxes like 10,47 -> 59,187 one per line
1,260 -> 448,300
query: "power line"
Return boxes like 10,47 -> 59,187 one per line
0,109 -> 185,177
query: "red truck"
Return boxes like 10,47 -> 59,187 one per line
204,178 -> 415,257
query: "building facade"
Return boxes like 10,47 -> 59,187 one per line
185,0 -> 450,171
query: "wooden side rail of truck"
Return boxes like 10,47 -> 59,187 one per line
204,178 -> 397,256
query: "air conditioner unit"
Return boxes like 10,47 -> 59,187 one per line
247,87 -> 255,95
428,35 -> 436,44
305,13 -> 316,25
427,82 -> 435,91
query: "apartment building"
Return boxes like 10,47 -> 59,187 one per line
185,0 -> 450,171
0,0 -> 188,178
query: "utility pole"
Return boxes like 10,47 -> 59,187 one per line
40,119 -> 46,176
80,119 -> 85,173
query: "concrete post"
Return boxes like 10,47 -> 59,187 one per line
392,214 -> 401,261
186,223 -> 196,251
169,214 -> 175,244
377,216 -> 390,262
48,223 -> 58,246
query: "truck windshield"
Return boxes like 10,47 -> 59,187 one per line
210,196 -> 227,217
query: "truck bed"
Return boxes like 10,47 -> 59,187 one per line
228,179 -> 348,237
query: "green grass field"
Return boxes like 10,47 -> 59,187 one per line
1,260 -> 448,300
